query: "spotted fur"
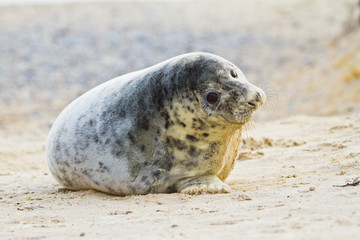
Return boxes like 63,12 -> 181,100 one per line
46,52 -> 265,195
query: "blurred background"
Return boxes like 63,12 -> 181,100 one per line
0,0 -> 359,123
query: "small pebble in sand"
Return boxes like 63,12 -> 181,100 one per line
235,194 -> 252,201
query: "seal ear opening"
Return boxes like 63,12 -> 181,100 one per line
230,69 -> 238,78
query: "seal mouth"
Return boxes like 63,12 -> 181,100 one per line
233,111 -> 254,124
235,111 -> 253,124
215,110 -> 254,125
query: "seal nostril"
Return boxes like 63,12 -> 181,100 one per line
256,92 -> 261,100
254,92 -> 264,105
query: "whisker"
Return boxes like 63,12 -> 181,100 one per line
243,119 -> 256,139
256,80 -> 279,113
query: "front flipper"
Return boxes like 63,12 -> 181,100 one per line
176,175 -> 231,195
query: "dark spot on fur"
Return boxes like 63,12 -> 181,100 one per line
82,169 -> 92,177
111,139 -> 123,156
153,154 -> 173,171
101,111 -> 107,119
161,111 -> 170,120
191,118 -> 206,130
141,145 -> 146,151
198,119 -> 205,125
188,145 -> 198,157
186,93 -> 195,102
84,140 -> 90,149
141,175 -> 148,182
205,141 -> 219,159
64,147 -> 70,157
147,70 -> 166,111
89,119 -> 94,127
98,161 -> 110,173
162,159 -> 173,171
165,120 -> 174,129
56,168 -> 73,188
62,176 -> 74,188
55,141 -> 61,152
231,90 -> 240,99
75,136 -> 90,151
187,106 -> 195,113
186,134 -> 198,142
161,111 -> 172,129
117,109 -> 126,118
138,117 -> 149,131
128,132 -> 135,144
202,133 -> 209,137
176,119 -> 186,128
153,170 -> 161,178
74,156 -> 85,164
168,137 -> 187,151
113,150 -> 122,157
93,135 -> 100,144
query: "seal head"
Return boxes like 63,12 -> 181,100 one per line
46,52 -> 265,195
198,61 -> 265,124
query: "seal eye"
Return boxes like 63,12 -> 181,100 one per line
206,92 -> 220,105
230,69 -> 238,78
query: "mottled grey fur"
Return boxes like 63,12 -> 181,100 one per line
46,52 -> 265,195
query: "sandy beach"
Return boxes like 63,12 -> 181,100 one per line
1,0 -> 360,239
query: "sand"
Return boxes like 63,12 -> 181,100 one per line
0,0 -> 360,239
1,113 -> 359,239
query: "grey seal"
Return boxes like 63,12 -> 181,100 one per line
46,52 -> 266,195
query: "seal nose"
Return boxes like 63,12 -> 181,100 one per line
246,92 -> 264,110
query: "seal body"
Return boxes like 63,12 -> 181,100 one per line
46,52 -> 266,195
